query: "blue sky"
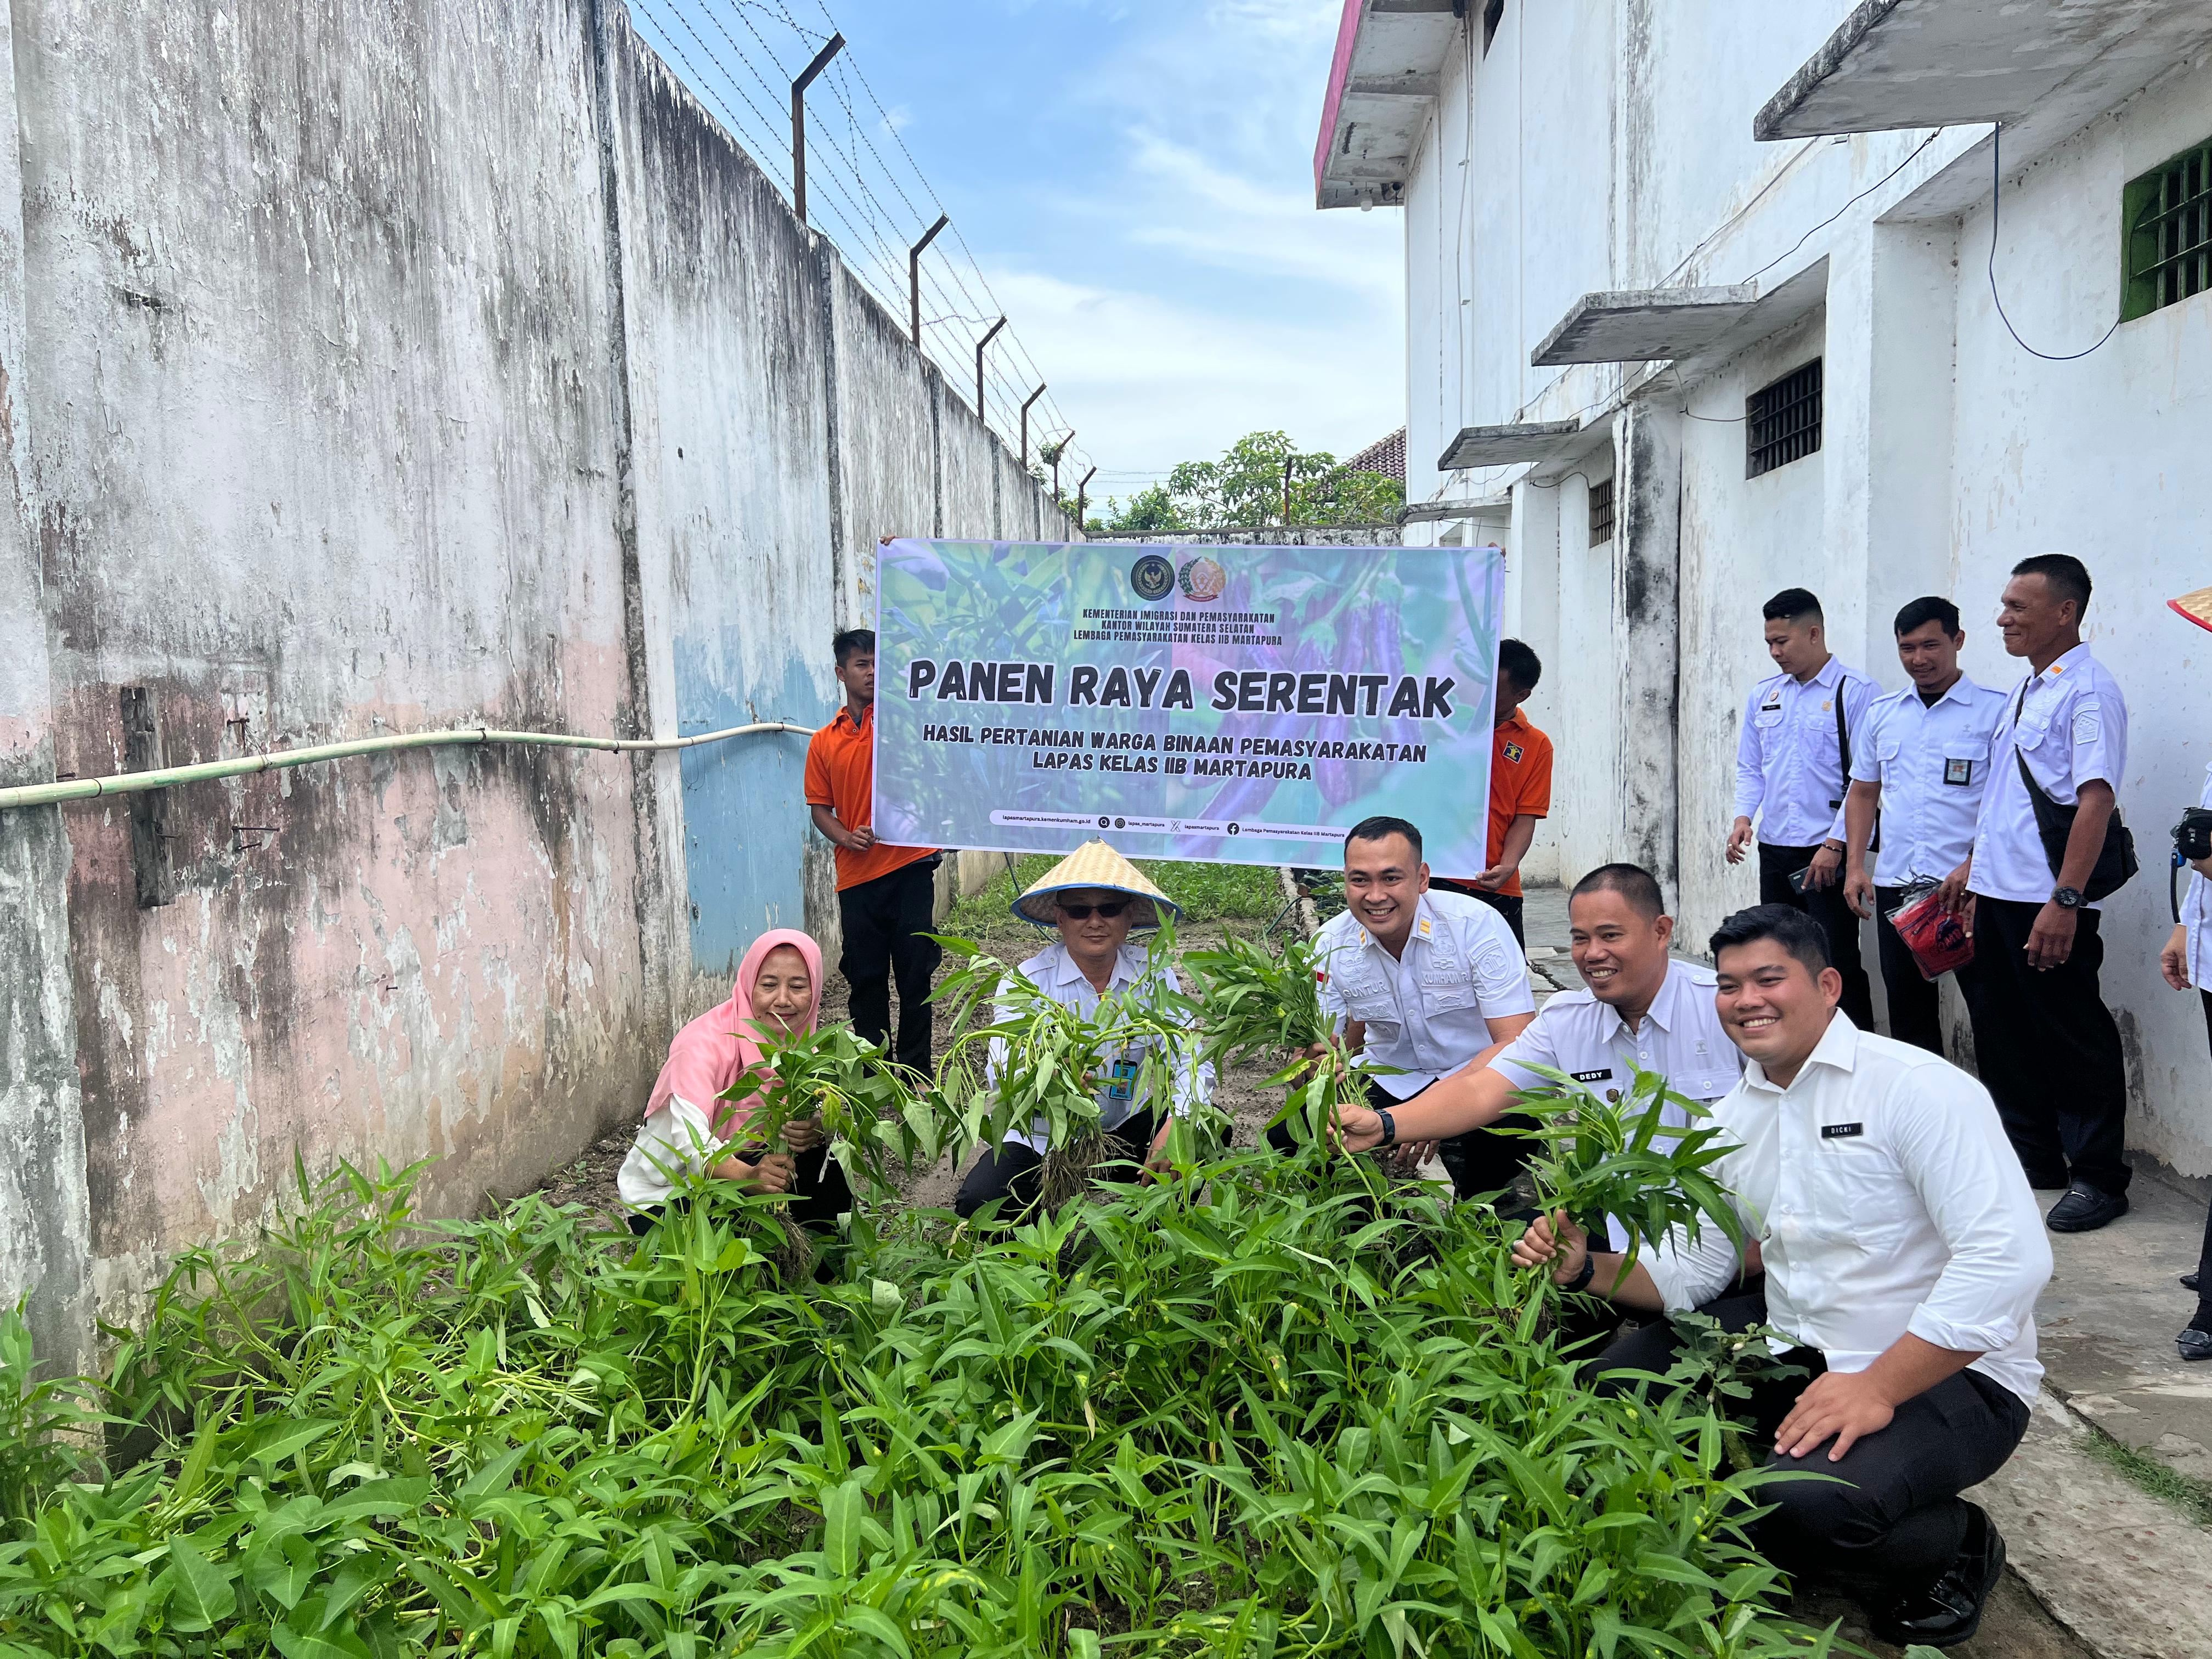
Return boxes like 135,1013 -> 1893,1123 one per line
631,1 -> 1406,505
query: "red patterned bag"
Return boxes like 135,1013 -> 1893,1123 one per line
1887,887 -> 1974,980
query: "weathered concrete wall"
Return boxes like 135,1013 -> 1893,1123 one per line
0,0 -> 1074,1353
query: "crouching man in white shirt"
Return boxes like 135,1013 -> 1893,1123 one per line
1514,902 -> 2049,1651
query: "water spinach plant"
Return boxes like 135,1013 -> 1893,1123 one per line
0,955 -> 1852,1658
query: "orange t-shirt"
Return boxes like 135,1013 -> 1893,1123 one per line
803,702 -> 939,891
1465,710 -> 1554,897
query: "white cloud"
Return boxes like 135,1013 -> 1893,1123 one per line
981,267 -> 1404,474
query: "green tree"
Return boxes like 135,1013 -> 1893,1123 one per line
1096,430 -> 1402,534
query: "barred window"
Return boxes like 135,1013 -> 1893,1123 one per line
2124,138 -> 2211,321
1588,477 -> 1614,547
1746,359 -> 1822,479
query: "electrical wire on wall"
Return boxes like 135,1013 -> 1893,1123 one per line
1985,122 -> 2122,362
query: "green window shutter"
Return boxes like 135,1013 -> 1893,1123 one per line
2123,138 -> 2212,324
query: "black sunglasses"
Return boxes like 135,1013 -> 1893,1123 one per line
1058,900 -> 1130,920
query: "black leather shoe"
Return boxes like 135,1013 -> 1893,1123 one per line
1874,1504 -> 2005,1650
2180,1327 -> 2212,1362
2183,1271 -> 2202,1292
2046,1182 -> 2128,1232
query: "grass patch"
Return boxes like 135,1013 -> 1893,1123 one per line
944,853 -> 1288,939
2078,1418 -> 2212,1528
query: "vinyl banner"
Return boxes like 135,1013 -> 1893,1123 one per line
872,539 -> 1505,872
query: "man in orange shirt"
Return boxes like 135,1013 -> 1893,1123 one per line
804,629 -> 943,1073
1434,639 -> 1552,947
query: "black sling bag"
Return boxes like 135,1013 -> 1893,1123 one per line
2010,681 -> 2137,901
1832,682 -> 1878,854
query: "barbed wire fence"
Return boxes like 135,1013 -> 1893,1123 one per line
628,0 -> 1094,498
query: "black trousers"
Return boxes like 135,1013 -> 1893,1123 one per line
1874,884 -> 1944,1057
1759,843 -> 1874,1031
1955,895 -> 2130,1194
625,1146 -> 854,1235
2195,992 -> 2212,1327
1265,1078 -> 1533,1211
955,1109 -> 1158,1222
1596,1291 -> 2030,1601
837,857 -> 942,1074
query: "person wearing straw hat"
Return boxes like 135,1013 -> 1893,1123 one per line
2159,580 -> 2212,1360
953,840 -> 1215,1222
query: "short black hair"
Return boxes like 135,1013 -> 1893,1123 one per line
2011,554 -> 2092,617
1762,588 -> 1823,625
1345,815 -> 1423,861
1893,596 -> 1961,638
1569,862 -> 1666,921
833,628 -> 876,665
1498,638 -> 1542,692
1709,903 -> 1831,979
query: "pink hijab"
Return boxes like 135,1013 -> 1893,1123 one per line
645,928 -> 825,1136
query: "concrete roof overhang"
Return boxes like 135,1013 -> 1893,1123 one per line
1531,286 -> 1760,367
1756,0 -> 2212,143
1400,494 -> 1511,526
1314,0 -> 1462,210
1437,420 -> 1582,471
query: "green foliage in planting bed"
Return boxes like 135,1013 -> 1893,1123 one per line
0,935 -> 1852,1658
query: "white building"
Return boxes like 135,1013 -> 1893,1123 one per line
1316,0 -> 2212,1175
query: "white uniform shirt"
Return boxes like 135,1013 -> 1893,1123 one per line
1968,644 -> 2129,907
1490,958 -> 1743,1246
1849,676 -> 2010,888
618,1094 -> 733,1211
1734,657 -> 1882,849
2181,762 -> 2212,989
989,942 -> 1214,1153
1643,1014 -> 2050,1407
1316,890 -> 1536,1099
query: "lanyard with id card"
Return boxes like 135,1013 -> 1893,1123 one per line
1106,1051 -> 1141,1103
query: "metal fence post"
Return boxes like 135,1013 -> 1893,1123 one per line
909,214 -> 950,346
975,315 -> 1006,421
1075,466 -> 1097,532
1020,385 -> 1046,469
791,33 -> 845,224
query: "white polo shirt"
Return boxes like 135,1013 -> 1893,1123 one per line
2182,763 -> 2212,989
1489,958 -> 1742,1247
1734,656 -> 1883,849
988,943 -> 1214,1152
1643,1014 -> 2050,1407
1967,644 -> 2129,906
1316,890 -> 1535,1100
1848,676 -> 2009,888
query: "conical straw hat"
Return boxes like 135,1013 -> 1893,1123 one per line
1010,839 -> 1180,929
2169,586 -> 2212,634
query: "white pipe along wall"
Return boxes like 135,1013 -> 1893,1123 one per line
0,0 -> 1074,1368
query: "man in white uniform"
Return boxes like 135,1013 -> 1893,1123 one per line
2158,754 -> 2212,1360
1726,588 -> 1881,1030
1333,864 -> 1743,1236
1950,555 -> 2134,1232
1514,904 -> 2049,1650
1839,596 -> 2007,1056
1295,816 -> 1535,1203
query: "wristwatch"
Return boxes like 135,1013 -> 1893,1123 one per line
2051,886 -> 2086,910
1561,1252 -> 1595,1294
1375,1107 -> 1398,1149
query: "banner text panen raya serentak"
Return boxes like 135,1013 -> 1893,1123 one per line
871,539 -> 1505,872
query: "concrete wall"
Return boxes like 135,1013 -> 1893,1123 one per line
1392,1 -> 2212,1173
0,0 -> 1071,1355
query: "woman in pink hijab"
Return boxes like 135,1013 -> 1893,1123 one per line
616,928 -> 852,1232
